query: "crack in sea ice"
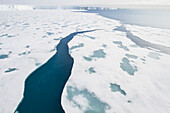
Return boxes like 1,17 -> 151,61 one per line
15,30 -> 97,113
114,25 -> 170,55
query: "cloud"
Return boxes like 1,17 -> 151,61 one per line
0,0 -> 169,5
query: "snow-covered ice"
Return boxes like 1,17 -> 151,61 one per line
0,9 -> 170,113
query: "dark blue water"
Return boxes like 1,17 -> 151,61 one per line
15,30 -> 96,113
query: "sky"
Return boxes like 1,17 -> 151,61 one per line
0,0 -> 170,6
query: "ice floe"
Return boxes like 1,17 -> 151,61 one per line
0,9 -> 170,113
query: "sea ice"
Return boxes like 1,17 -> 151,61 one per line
0,8 -> 170,113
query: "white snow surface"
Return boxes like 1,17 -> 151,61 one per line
0,9 -> 170,113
